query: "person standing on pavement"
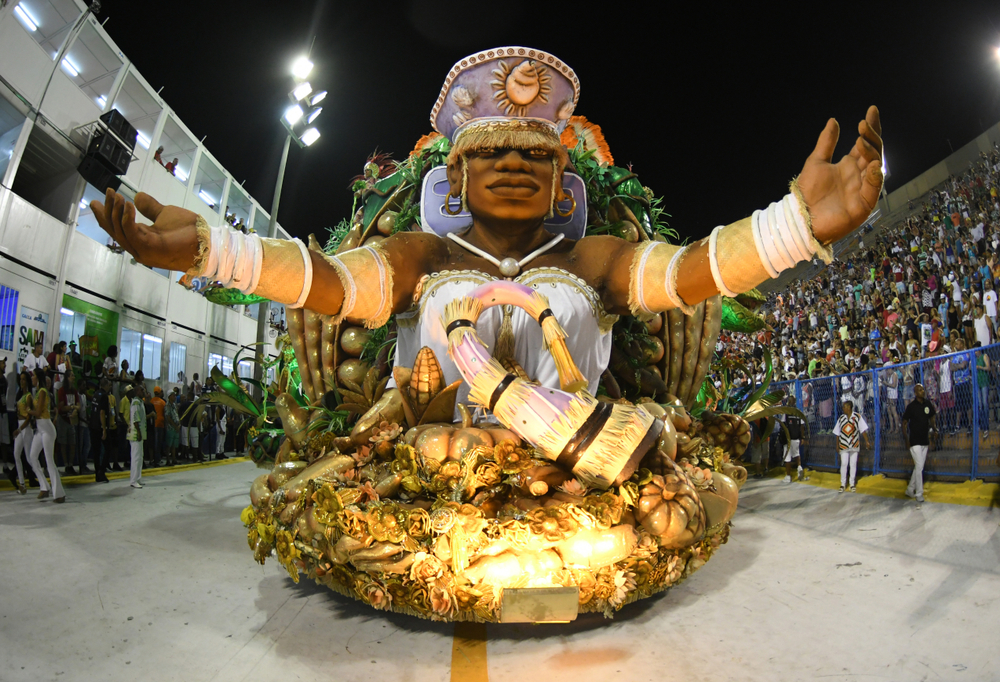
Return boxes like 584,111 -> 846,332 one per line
126,383 -> 147,489
91,379 -> 110,483
779,397 -> 809,483
164,392 -> 180,466
23,369 -> 64,502
151,387 -> 167,467
902,383 -> 937,506
833,398 -> 871,493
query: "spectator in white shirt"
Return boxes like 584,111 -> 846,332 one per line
22,342 -> 48,372
984,282 -> 998,332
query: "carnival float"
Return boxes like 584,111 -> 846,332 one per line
94,46 -> 882,623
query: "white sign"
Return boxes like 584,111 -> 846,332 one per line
17,306 -> 48,370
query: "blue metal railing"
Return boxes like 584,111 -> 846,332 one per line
759,341 -> 999,481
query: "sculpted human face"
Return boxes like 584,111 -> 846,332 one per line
449,149 -> 555,223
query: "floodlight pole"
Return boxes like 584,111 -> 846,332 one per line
252,133 -> 292,401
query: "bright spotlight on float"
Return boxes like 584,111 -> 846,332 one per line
284,104 -> 304,125
300,127 -> 320,146
292,82 -> 312,102
310,90 -> 327,105
291,56 -> 313,80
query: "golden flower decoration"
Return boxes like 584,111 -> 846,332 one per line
409,551 -> 448,585
256,521 -> 276,546
407,584 -> 432,615
326,564 -> 355,589
370,421 -> 404,445
430,461 -> 463,494
593,571 -> 616,602
356,481 -> 380,505
311,484 -> 345,525
581,492 -> 625,528
526,506 -> 580,543
240,505 -> 256,527
366,502 -> 408,544
493,440 -> 533,473
556,478 -> 588,497
474,461 -> 501,488
429,585 -> 456,618
609,570 -> 637,609
392,443 -> 419,476
407,508 -> 432,540
571,570 -> 597,605
275,530 -> 302,583
337,507 -> 371,540
680,461 -> 713,489
356,576 -> 392,611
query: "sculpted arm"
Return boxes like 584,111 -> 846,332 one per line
601,107 -> 884,314
88,190 -> 442,325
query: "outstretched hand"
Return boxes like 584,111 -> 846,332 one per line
797,106 -> 883,245
90,189 -> 200,272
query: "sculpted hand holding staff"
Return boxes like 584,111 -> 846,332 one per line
90,48 -> 882,402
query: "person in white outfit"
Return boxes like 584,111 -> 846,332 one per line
9,371 -> 34,494
832,398 -> 870,493
127,384 -> 147,488
902,383 -> 936,505
23,369 -> 64,502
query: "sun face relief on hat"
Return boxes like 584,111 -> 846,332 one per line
430,47 -> 581,143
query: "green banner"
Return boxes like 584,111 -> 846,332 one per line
61,294 -> 119,361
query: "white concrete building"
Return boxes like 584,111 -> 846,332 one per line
0,0 -> 285,391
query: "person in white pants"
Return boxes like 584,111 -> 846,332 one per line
832,398 -> 870,493
10,371 -> 34,494
24,370 -> 64,502
902,384 -> 937,505
126,384 -> 147,488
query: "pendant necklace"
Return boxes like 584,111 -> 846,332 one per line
447,231 -> 564,277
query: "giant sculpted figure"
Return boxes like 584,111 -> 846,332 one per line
92,48 -> 882,621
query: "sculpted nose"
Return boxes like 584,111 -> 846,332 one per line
494,149 -> 532,171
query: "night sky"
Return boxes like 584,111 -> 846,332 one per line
106,1 -> 1000,243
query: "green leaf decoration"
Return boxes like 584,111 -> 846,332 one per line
210,366 -> 260,416
204,287 -> 268,306
721,297 -> 770,333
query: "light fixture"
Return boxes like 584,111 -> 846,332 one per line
143,334 -> 160,343
60,308 -> 75,316
61,58 -> 80,78
310,90 -> 327,105
199,189 -> 216,205
307,106 -> 322,124
291,56 -> 313,80
300,127 -> 320,146
292,82 -> 312,102
176,168 -> 188,182
97,95 -> 107,108
14,5 -> 38,31
283,104 -> 304,125
78,199 -> 88,209
136,133 -> 151,149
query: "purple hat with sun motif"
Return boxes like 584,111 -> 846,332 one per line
430,47 -> 580,144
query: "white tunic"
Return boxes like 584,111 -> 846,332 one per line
393,267 -> 618,408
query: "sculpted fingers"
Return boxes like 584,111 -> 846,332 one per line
111,194 -> 138,256
859,159 -> 883,209
134,192 -> 164,223
810,118 -> 840,163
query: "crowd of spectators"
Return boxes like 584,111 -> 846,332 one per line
717,149 -> 1000,440
1,342 -> 252,500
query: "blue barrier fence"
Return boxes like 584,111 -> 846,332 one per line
763,342 -> 1000,482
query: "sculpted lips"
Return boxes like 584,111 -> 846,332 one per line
487,175 -> 540,197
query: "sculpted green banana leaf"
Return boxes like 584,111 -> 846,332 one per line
210,366 -> 261,416
204,287 -> 268,306
721,297 -> 770,333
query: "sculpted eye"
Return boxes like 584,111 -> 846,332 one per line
527,149 -> 552,158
